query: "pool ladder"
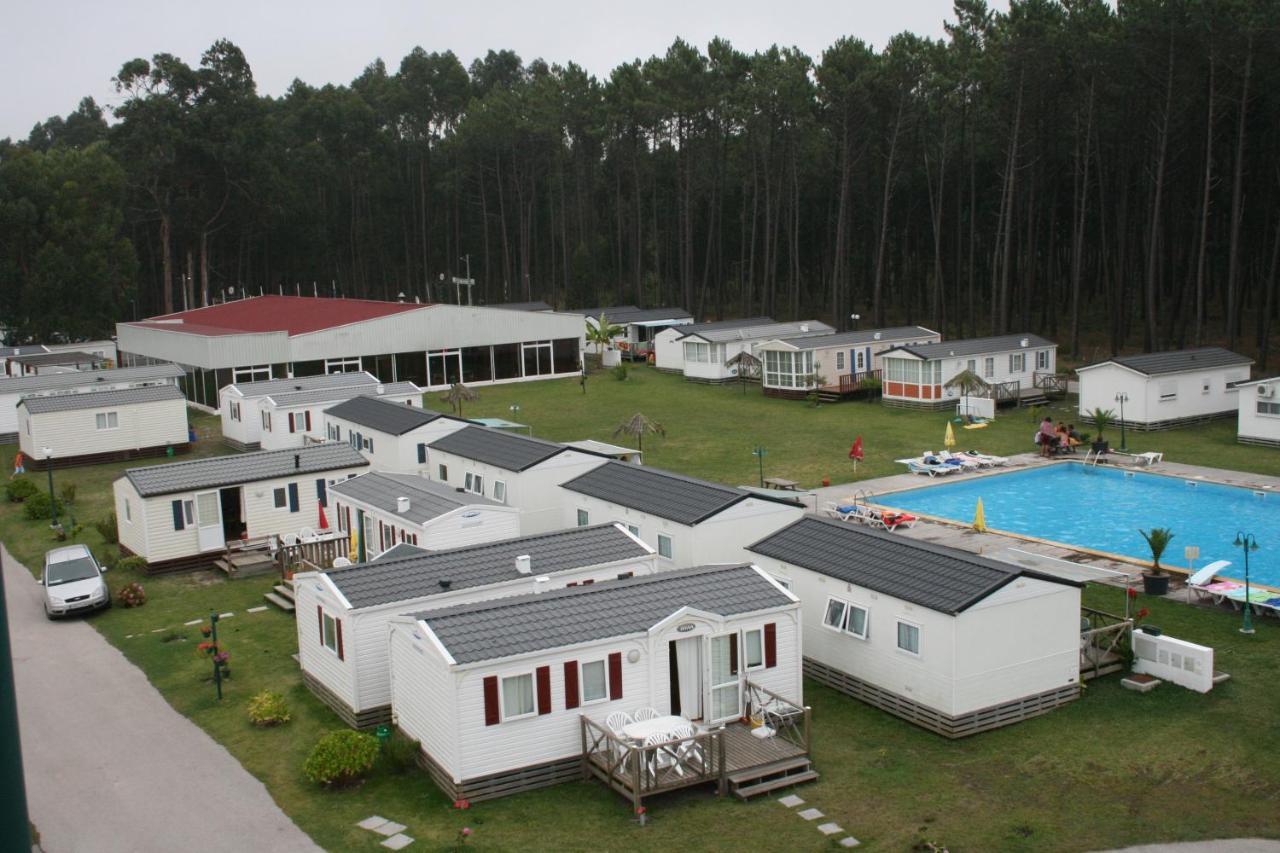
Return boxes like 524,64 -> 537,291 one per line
1083,449 -> 1103,468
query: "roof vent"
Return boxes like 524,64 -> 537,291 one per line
533,575 -> 551,593
376,384 -> 385,395
438,578 -> 451,590
397,292 -> 406,303
515,554 -> 532,575
294,384 -> 302,391
1021,338 -> 1029,347
293,453 -> 301,469
396,496 -> 410,514
96,376 -> 104,382
799,324 -> 809,333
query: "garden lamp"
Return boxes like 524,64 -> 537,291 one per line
1114,393 -> 1128,452
1232,532 -> 1258,635
41,447 -> 57,529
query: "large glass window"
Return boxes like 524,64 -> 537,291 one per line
326,357 -> 361,374
581,660 -> 607,703
234,365 -> 271,383
709,634 -> 740,721
291,360 -> 324,378
391,353 -> 426,386
492,343 -> 521,380
461,346 -> 493,383
501,673 -> 536,719
427,350 -> 462,387
367,354 -> 394,382
522,341 -> 553,376
552,338 -> 579,373
763,350 -> 814,388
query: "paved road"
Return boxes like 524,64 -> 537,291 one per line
3,544 -> 321,853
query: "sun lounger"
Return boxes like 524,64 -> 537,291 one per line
1186,560 -> 1232,601
824,502 -> 879,526
938,451 -> 981,471
879,510 -> 918,531
905,458 -> 954,477
960,449 -> 1008,466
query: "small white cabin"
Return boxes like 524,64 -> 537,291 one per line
386,563 -> 800,801
427,426 -> 610,533
579,306 -> 694,361
749,517 -> 1082,737
560,460 -> 806,569
219,371 -> 401,451
18,385 -> 189,469
1077,347 -> 1253,431
329,471 -> 520,559
0,362 -> 184,443
5,349 -> 107,377
673,319 -> 835,383
112,443 -> 368,572
1236,376 -> 1280,446
294,523 -> 657,728
322,395 -> 470,474
652,317 -> 775,373
257,382 -> 422,451
756,326 -> 940,397
879,333 -> 1057,409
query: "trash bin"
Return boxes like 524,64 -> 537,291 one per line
1137,624 -> 1162,636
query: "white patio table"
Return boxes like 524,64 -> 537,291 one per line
621,715 -> 686,742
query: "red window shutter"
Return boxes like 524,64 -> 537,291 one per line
336,619 -> 345,660
536,666 -> 551,715
288,412 -> 295,433
564,660 -> 580,709
305,410 -> 312,431
608,652 -> 623,700
316,605 -> 323,645
378,520 -> 384,548
764,623 -> 777,669
483,676 -> 500,726
729,635 -> 739,676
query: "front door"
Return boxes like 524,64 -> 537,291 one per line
708,633 -> 741,722
194,491 -> 223,552
668,637 -> 704,720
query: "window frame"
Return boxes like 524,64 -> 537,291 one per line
95,411 -> 119,431
896,620 -> 921,657
499,672 -> 538,721
181,499 -> 194,527
1036,350 -> 1049,370
492,480 -> 507,504
321,612 -> 338,656
576,509 -> 589,527
124,498 -> 132,523
579,659 -> 609,705
657,533 -> 673,560
273,488 -> 287,509
437,463 -> 448,481
464,472 -> 484,496
836,351 -> 845,371
983,357 -> 995,379
743,628 -> 765,671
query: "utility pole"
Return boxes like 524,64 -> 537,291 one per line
0,549 -> 33,851
452,255 -> 476,305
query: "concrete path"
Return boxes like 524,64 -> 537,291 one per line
1103,841 -> 1280,853
2,544 -> 321,853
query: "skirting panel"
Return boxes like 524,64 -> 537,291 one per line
222,437 -> 261,452
23,443 -> 190,471
804,657 -> 1079,739
881,397 -> 953,411
1082,410 -> 1234,432
301,670 -> 390,730
119,544 -> 222,576
1238,435 -> 1280,447
414,746 -> 582,803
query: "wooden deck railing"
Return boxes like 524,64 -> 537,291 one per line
1033,372 -> 1070,395
275,534 -> 351,573
745,681 -> 811,754
1080,606 -> 1132,679
580,716 -> 727,812
833,369 -> 882,394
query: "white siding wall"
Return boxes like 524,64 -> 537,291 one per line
431,449 -> 608,534
257,404 -> 330,451
113,478 -> 148,559
388,622 -> 459,776
219,391 -> 260,446
1080,364 -> 1248,427
563,492 -> 696,568
953,579 -> 1080,714
1077,364 -> 1150,426
20,398 -> 188,461
293,575 -> 358,709
1238,381 -> 1280,443
652,327 -> 686,372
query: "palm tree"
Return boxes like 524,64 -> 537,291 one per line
943,368 -> 990,396
1090,407 -> 1115,441
585,313 -> 625,357
1139,527 -> 1174,576
440,383 -> 478,419
613,412 -> 665,455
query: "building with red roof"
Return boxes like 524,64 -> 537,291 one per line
117,296 -> 584,410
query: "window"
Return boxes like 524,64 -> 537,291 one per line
321,612 -> 338,654
763,349 -> 815,388
233,365 -> 271,383
897,621 -> 921,656
438,464 -> 448,481
261,410 -> 271,432
363,436 -> 374,452
627,524 -> 640,537
493,480 -> 506,503
836,351 -> 845,371
743,629 -> 764,670
823,597 -> 868,639
823,598 -> 847,631
1036,350 -> 1049,370
966,358 -> 976,374
709,634 -> 740,720
1201,377 -> 1212,395
856,350 -> 865,370
1158,381 -> 1177,402
983,357 -> 994,378
273,488 -> 287,509
683,341 -> 712,364
325,357 -> 361,374
1009,353 -> 1025,374
1258,401 -> 1280,416
124,499 -> 132,523
230,401 -> 241,422
181,500 -> 194,527
580,660 -> 608,703
500,673 -> 536,720
464,472 -> 484,495
657,534 -> 673,560
95,411 -> 119,430
577,509 -> 589,527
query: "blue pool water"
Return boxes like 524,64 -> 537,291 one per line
881,464 -> 1280,587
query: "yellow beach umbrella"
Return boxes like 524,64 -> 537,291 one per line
944,421 -> 956,449
973,497 -> 987,533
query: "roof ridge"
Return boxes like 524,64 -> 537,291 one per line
124,441 -> 350,474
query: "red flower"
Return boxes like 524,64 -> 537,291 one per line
1127,588 -> 1138,599
461,828 -> 472,837
635,806 -> 647,815
453,798 -> 470,810
1136,607 -> 1150,619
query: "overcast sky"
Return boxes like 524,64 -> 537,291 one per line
1,0 -> 1009,141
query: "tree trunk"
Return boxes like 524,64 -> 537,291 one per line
1226,34 -> 1253,350
1143,38 -> 1175,351
872,94 -> 905,327
1193,57 -> 1215,347
1069,78 -> 1095,357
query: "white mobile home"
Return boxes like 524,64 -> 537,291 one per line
749,517 -> 1083,737
220,371 -> 402,451
1077,347 -> 1253,431
329,472 -> 520,559
756,326 -> 940,398
5,349 -> 107,377
652,317 -> 774,373
386,563 -> 801,801
576,306 -> 694,361
671,319 -> 835,383
427,426 -> 610,533
560,460 -> 806,569
1236,377 -> 1280,446
257,383 -> 422,451
323,395 -> 469,474
295,523 -> 656,728
879,333 -> 1057,409
0,362 -> 185,443
18,385 -> 189,469
112,443 -> 368,573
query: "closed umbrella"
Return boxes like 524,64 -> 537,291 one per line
973,497 -> 987,533
944,421 -> 956,449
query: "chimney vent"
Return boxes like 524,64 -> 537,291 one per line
799,324 -> 809,332
533,575 -> 550,593
376,384 -> 385,395
396,496 -> 410,514
874,332 -> 882,340
1021,337 -> 1029,347
515,554 -> 532,575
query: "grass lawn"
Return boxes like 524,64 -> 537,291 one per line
1,382 -> 1278,851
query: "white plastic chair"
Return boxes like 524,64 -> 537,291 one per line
331,557 -> 352,568
298,526 -> 318,543
605,711 -> 633,736
643,731 -> 675,783
669,723 -> 699,773
279,533 -> 299,547
632,707 -> 660,722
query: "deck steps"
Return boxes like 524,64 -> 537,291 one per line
1018,394 -> 1050,408
215,550 -> 276,579
264,580 -> 296,613
729,755 -> 817,800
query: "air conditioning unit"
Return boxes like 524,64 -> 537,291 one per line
1257,384 -> 1272,397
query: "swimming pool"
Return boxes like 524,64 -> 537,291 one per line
880,463 -> 1280,588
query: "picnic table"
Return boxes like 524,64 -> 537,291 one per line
621,715 -> 687,742
762,477 -> 800,491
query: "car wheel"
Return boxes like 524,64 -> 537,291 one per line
45,608 -> 55,621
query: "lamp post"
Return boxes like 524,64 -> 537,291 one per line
1233,531 -> 1259,635
41,447 -> 57,529
1114,392 -> 1129,452
752,446 -> 767,488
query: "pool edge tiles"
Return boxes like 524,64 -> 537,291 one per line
876,461 -> 1280,591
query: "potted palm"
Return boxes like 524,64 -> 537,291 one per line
1138,527 -> 1173,596
1089,408 -> 1115,454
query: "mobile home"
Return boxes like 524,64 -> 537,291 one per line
18,385 -> 189,469
0,362 -> 184,443
323,395 -> 470,474
879,333 -> 1057,409
1077,347 -> 1253,431
756,326 -> 940,397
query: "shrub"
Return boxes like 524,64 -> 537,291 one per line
304,730 -> 379,787
92,512 -> 119,544
379,731 -> 421,774
247,691 -> 292,727
115,556 -> 147,574
23,491 -> 63,521
116,581 -> 146,608
611,364 -> 629,381
5,478 -> 37,503
58,482 -> 76,505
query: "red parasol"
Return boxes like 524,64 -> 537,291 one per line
849,436 -> 864,461
317,504 -> 330,530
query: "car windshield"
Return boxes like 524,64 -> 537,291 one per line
46,556 -> 99,586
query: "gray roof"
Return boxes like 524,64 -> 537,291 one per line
489,301 -> 554,312
20,384 -> 185,414
680,319 -> 834,344
6,350 -> 105,367
672,317 -> 775,337
328,523 -> 651,609
123,442 -> 368,497
266,382 -> 420,409
0,363 -> 184,395
562,460 -> 795,525
883,333 -> 1056,360
323,396 -> 453,435
748,517 -> 1076,615
428,425 -> 571,472
416,564 -> 792,664
773,326 -> 939,351
225,371 -> 379,398
575,305 -> 694,325
372,543 -> 429,562
0,345 -> 49,358
1082,347 -> 1253,376
329,472 -> 500,525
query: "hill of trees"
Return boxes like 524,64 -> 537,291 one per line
2,0 -> 1278,364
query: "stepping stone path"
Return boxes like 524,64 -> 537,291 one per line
778,794 -> 860,847
247,605 -> 269,613
184,619 -> 203,626
356,816 -> 414,849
